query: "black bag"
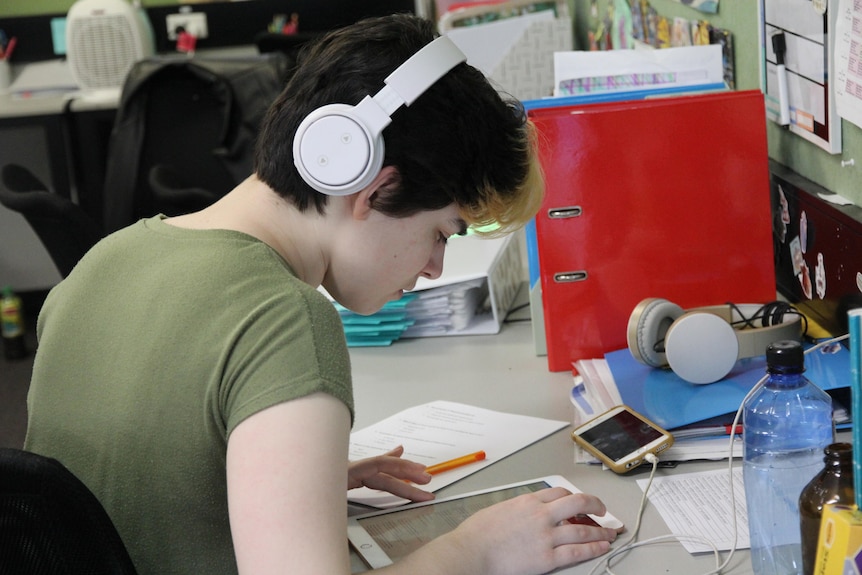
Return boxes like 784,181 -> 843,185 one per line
102,53 -> 292,233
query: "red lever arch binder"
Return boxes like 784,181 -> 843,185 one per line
528,90 -> 776,372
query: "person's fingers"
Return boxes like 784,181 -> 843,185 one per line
368,456 -> 431,483
550,522 -> 618,547
552,539 -> 614,567
534,486 -> 572,503
537,489 -> 608,525
362,473 -> 435,502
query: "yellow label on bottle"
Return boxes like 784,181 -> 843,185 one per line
1,298 -> 24,338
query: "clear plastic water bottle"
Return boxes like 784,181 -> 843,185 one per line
743,340 -> 834,575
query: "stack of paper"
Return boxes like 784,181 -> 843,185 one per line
570,342 -> 852,465
329,234 -> 523,346
334,296 -> 417,347
400,277 -> 487,337
334,278 -> 490,345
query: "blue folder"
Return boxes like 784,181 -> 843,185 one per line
520,82 -> 727,111
604,342 -> 851,430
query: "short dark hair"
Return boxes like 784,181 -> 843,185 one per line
254,13 -> 543,235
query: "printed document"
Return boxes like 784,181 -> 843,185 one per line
637,468 -> 750,554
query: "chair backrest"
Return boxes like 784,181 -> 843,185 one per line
0,448 -> 138,575
101,53 -> 291,233
0,164 -> 103,278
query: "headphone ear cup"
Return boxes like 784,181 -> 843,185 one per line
665,312 -> 739,384
293,104 -> 384,196
292,35 -> 466,196
627,298 -> 684,368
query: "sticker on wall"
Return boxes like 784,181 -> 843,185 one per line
815,253 -> 826,299
799,211 -> 808,253
799,260 -> 813,299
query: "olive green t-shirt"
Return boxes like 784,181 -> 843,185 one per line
25,215 -> 354,575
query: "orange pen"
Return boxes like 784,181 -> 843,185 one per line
425,450 -> 486,475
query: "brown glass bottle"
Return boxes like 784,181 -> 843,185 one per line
799,442 -> 854,575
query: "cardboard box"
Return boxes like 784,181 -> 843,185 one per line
814,504 -> 862,574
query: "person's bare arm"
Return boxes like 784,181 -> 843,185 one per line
228,393 -> 354,574
227,392 -> 617,575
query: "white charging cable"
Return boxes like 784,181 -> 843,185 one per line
587,449 -> 725,575
588,334 -> 849,575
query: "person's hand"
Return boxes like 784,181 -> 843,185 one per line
443,487 -> 618,575
348,445 -> 435,502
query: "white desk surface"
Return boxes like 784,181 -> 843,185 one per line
346,293 -> 774,574
0,59 -> 114,117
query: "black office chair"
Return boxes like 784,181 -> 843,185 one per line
0,448 -> 138,575
0,164 -> 103,278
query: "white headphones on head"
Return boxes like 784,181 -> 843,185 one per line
293,35 -> 466,196
626,298 -> 804,384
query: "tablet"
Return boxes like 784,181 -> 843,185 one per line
347,475 -> 624,568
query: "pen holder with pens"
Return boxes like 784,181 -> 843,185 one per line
0,31 -> 17,93
0,60 -> 11,94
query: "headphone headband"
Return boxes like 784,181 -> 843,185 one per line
382,35 -> 467,110
680,303 -> 802,359
293,35 -> 467,196
627,298 -> 804,384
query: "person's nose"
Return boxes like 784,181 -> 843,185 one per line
420,243 -> 445,280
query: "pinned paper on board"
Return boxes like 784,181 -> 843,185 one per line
833,0 -> 862,130
760,0 -> 842,154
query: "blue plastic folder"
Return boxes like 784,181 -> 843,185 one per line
604,343 -> 852,430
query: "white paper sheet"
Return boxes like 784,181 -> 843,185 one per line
348,400 -> 568,508
834,0 -> 862,129
445,10 -> 555,78
637,468 -> 750,554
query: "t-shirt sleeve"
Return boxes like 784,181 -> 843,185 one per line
218,283 -> 354,438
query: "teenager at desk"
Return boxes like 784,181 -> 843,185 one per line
24,14 -> 618,575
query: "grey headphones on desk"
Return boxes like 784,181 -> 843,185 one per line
627,298 -> 804,384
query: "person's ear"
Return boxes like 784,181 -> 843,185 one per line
351,166 -> 400,221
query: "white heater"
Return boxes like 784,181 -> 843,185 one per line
66,0 -> 155,91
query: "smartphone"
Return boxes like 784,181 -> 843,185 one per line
571,405 -> 674,474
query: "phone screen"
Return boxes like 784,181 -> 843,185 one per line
577,409 -> 664,462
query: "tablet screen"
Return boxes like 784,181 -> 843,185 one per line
354,481 -> 549,562
349,475 -> 623,568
